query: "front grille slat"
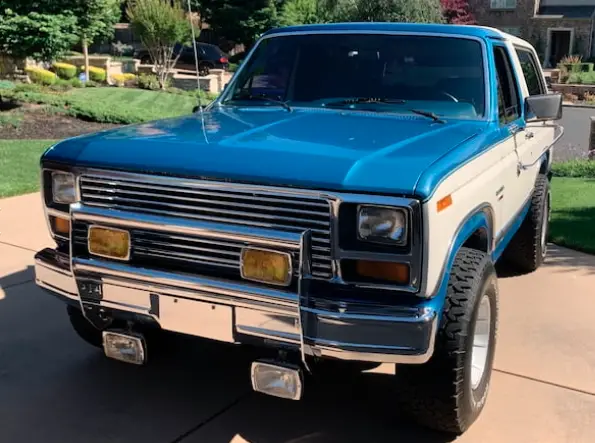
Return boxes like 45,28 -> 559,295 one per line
79,175 -> 334,281
81,178 -> 330,209
81,187 -> 330,218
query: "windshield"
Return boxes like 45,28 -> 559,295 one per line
222,33 -> 486,119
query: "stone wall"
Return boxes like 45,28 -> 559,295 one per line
527,18 -> 593,66
0,54 -> 25,79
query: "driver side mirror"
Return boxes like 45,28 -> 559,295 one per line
525,92 -> 563,121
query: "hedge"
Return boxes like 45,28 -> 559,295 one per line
25,67 -> 58,86
52,62 -> 77,79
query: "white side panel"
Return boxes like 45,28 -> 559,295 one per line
423,136 -> 514,295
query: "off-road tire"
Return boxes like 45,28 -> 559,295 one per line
502,173 -> 550,273
395,247 -> 499,435
67,305 -> 104,348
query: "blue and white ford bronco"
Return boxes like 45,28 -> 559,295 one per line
35,23 -> 563,434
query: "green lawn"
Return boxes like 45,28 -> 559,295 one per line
1,86 -> 208,124
0,140 -> 55,198
550,177 -> 595,254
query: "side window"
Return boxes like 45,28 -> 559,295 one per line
515,48 -> 545,96
493,46 -> 521,125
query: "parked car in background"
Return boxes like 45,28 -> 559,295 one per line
134,41 -> 229,76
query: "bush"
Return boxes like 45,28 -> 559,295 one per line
52,62 -> 77,79
138,73 -> 168,90
552,160 -> 595,178
228,63 -> 239,72
0,80 -> 15,90
25,67 -> 58,85
87,66 -> 107,83
111,73 -> 137,87
70,78 -> 83,88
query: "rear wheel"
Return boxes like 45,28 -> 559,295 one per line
502,173 -> 550,273
395,247 -> 498,435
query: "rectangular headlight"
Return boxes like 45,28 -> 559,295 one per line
51,172 -> 76,204
357,206 -> 407,245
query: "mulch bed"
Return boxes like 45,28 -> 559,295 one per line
0,105 -> 120,140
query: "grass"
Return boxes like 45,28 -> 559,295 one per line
550,177 -> 595,254
1,86 -> 213,124
0,140 -> 55,198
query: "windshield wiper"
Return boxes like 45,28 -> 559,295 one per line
409,109 -> 445,124
226,93 -> 292,112
323,97 -> 406,108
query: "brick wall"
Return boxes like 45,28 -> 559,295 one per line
468,0 -> 540,39
528,18 -> 592,64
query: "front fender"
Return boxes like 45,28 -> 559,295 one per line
421,205 -> 494,316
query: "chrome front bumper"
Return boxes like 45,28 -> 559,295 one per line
35,203 -> 437,365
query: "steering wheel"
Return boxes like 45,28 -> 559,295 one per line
440,91 -> 459,102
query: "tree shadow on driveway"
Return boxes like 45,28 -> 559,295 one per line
0,266 -> 456,443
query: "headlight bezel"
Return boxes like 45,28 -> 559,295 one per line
356,204 -> 408,246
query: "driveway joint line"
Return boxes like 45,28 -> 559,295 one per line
494,368 -> 595,397
0,240 -> 38,253
169,391 -> 252,443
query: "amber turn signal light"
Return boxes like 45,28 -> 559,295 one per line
51,216 -> 70,236
355,260 -> 410,284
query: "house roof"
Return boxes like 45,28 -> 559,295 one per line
537,5 -> 595,18
263,23 -> 509,40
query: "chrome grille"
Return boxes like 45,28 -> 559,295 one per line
78,174 -> 333,279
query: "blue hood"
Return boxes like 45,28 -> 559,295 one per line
42,107 -> 488,199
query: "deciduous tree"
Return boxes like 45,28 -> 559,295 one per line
440,0 -> 476,25
127,0 -> 192,89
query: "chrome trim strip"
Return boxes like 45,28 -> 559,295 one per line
70,203 -> 303,250
72,257 -> 299,307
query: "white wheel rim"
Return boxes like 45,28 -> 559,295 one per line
541,192 -> 550,253
470,294 -> 491,390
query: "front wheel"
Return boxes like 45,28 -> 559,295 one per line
395,247 -> 499,435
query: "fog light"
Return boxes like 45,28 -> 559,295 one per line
88,225 -> 130,260
103,331 -> 146,365
355,260 -> 410,284
241,248 -> 292,287
251,360 -> 303,400
51,216 -> 70,236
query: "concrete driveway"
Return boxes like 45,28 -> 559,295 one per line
1,193 -> 595,443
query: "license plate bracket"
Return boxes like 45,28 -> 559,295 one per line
77,279 -> 103,301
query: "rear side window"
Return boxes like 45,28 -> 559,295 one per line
493,46 -> 521,124
515,48 -> 545,96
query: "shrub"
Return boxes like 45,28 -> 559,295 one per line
70,78 -> 83,88
87,66 -> 107,83
25,67 -> 58,85
552,160 -> 595,178
138,73 -> 166,90
567,73 -> 583,84
111,73 -> 137,87
49,78 -> 75,92
0,80 -> 15,90
52,62 -> 77,79
229,63 -> 239,72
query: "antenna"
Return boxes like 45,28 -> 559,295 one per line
186,0 -> 209,143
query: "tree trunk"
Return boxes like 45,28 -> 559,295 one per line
82,37 -> 90,85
